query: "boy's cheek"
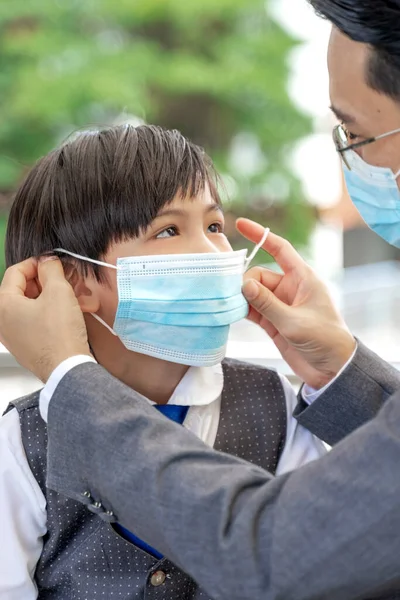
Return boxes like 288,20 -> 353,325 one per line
97,287 -> 119,321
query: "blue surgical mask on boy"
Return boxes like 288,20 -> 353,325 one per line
344,149 -> 400,248
54,229 -> 268,367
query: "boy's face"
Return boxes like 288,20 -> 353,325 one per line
77,186 -> 232,326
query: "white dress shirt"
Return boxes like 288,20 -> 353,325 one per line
0,357 -> 331,599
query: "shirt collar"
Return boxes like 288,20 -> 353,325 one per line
147,363 -> 224,407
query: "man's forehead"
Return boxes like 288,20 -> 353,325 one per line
327,28 -> 394,128
328,29 -> 370,121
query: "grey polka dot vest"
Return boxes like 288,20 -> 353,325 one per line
6,359 -> 287,599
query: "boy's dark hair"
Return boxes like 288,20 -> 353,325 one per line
6,124 -> 220,279
308,0 -> 400,101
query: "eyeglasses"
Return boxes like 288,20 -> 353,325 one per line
332,124 -> 400,170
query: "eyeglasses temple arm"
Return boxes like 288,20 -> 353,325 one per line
337,136 -> 376,154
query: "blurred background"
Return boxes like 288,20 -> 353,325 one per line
1,0 -> 400,408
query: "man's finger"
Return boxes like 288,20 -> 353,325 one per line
37,256 -> 69,289
237,218 -> 308,274
246,305 -> 279,337
237,218 -> 267,245
1,258 -> 39,296
244,266 -> 282,293
246,305 -> 262,326
242,278 -> 290,329
25,279 -> 41,300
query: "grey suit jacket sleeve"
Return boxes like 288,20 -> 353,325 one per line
46,362 -> 400,600
294,340 -> 400,445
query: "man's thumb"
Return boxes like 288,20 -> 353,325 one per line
38,256 -> 67,288
242,279 -> 289,327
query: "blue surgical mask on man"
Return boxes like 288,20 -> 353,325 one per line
54,229 -> 268,367
343,149 -> 400,248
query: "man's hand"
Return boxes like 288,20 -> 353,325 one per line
0,257 -> 90,382
238,218 -> 356,390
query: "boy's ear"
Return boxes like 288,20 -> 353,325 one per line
65,263 -> 101,314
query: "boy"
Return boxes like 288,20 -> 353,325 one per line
0,124 -> 326,599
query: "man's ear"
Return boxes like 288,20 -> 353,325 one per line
65,263 -> 101,314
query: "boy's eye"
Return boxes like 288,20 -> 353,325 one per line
208,222 -> 223,233
156,226 -> 179,239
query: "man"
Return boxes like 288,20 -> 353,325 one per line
2,0 -> 400,598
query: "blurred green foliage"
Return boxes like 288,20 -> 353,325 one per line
0,0 -> 315,270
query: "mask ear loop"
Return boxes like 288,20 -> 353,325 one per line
53,248 -> 120,270
53,248 -> 120,336
90,314 -> 119,335
244,228 -> 270,270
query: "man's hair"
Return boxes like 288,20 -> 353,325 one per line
308,0 -> 400,100
5,124 -> 220,279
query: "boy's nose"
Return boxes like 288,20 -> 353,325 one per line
189,237 -> 221,254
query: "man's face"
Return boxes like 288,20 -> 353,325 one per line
328,27 -> 400,181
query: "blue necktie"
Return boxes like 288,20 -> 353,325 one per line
113,404 -> 189,559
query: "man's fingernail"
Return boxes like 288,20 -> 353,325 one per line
242,279 -> 260,301
39,255 -> 58,263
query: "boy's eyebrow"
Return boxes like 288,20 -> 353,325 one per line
155,203 -> 223,219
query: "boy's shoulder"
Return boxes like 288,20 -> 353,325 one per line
221,357 -> 286,396
219,358 -> 288,472
3,389 -> 43,417
3,390 -> 48,494
222,357 -> 278,376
